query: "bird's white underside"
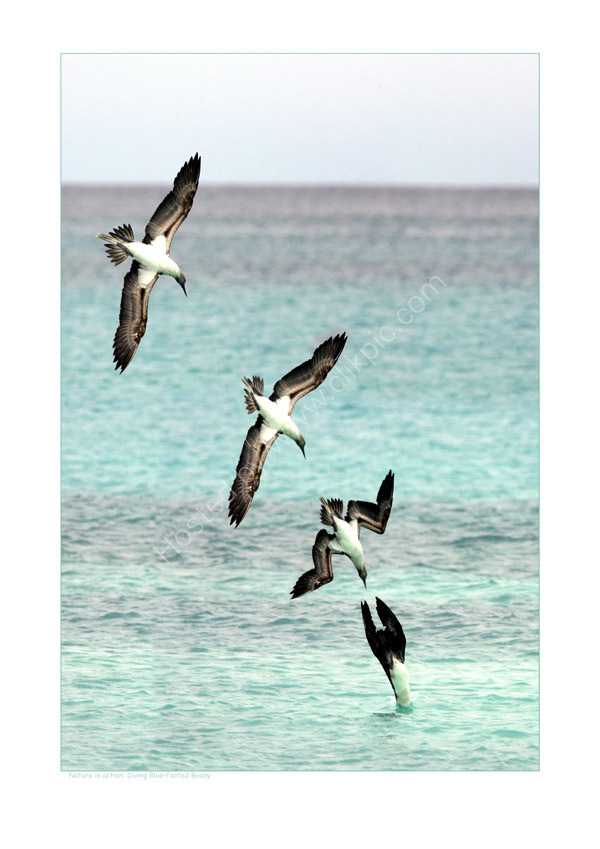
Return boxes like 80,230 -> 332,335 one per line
256,395 -> 298,442
128,239 -> 182,282
390,658 -> 411,706
136,265 -> 159,287
330,515 -> 365,570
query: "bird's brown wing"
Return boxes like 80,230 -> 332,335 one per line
112,262 -> 158,373
142,153 -> 201,253
347,470 -> 394,534
290,530 -> 334,598
270,333 -> 347,413
228,420 -> 279,527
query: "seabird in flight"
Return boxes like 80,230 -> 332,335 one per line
290,470 -> 394,598
228,333 -> 348,527
361,597 -> 411,707
97,153 -> 201,372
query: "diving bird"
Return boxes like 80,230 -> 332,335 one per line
97,153 -> 201,372
290,470 -> 394,598
361,597 -> 411,706
228,333 -> 348,527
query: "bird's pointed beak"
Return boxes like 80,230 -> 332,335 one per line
180,281 -> 187,297
300,445 -> 306,458
361,575 -> 367,589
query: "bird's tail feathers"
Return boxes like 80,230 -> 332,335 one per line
319,497 -> 344,526
242,376 -> 264,414
98,224 -> 135,266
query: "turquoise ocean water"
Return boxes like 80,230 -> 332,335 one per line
62,186 -> 538,770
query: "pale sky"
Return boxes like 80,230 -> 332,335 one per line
61,53 -> 538,185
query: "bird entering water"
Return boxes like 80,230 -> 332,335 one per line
97,153 -> 201,373
228,333 -> 347,527
290,470 -> 394,598
361,597 -> 411,707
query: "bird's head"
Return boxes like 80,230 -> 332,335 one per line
296,433 -> 306,458
178,273 -> 187,296
358,564 -> 368,589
